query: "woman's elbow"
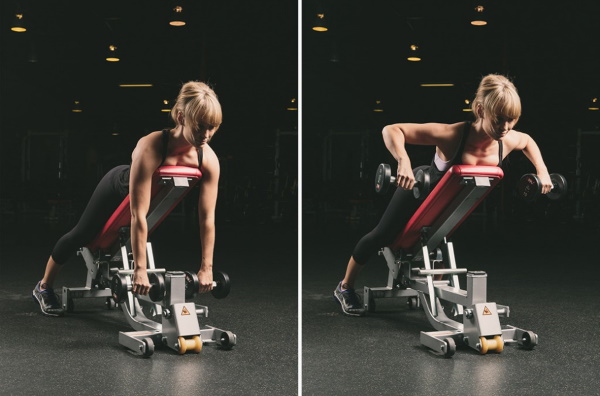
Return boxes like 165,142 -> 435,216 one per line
382,125 -> 394,140
130,212 -> 147,226
199,219 -> 215,233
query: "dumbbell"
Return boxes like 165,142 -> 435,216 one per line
184,270 -> 231,300
111,272 -> 166,303
517,173 -> 568,202
374,163 -> 431,199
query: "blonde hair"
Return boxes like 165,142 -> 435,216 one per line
472,74 -> 521,121
171,81 -> 222,129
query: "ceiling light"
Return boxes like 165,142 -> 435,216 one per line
72,101 -> 83,113
589,97 -> 599,111
11,13 -> 26,32
170,6 -> 186,26
287,98 -> 298,111
106,45 -> 120,62
420,83 -> 455,87
373,100 -> 384,112
161,99 -> 171,112
312,13 -> 328,32
407,44 -> 421,62
462,99 -> 473,111
118,84 -> 153,87
471,5 -> 487,26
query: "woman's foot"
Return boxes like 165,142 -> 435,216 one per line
32,281 -> 64,317
334,282 -> 365,316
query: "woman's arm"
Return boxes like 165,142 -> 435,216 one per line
196,147 -> 220,293
508,131 -> 553,194
129,135 -> 162,295
382,122 -> 457,190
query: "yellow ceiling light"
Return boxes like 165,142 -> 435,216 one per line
106,45 -> 120,62
11,13 -> 26,32
170,6 -> 186,26
463,99 -> 473,111
72,101 -> 83,113
373,100 -> 384,112
118,84 -> 153,87
471,5 -> 487,26
161,99 -> 171,112
589,97 -> 599,111
407,44 -> 421,62
287,98 -> 298,111
312,13 -> 328,32
420,83 -> 455,87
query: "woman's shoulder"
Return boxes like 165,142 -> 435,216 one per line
432,121 -> 467,140
200,144 -> 220,173
135,130 -> 165,149
131,130 -> 165,162
502,129 -> 529,151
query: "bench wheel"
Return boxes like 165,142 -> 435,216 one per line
444,338 -> 456,358
217,331 -> 236,350
479,336 -> 504,354
408,296 -> 420,310
142,337 -> 154,357
178,336 -> 203,354
105,297 -> 116,310
519,331 -> 538,350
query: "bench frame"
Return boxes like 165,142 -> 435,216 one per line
364,165 -> 538,357
61,166 -> 236,356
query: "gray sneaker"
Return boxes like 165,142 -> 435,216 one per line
334,282 -> 366,316
32,281 -> 64,317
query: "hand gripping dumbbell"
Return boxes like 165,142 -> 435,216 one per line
374,163 -> 431,199
111,272 -> 166,303
517,173 -> 568,202
184,270 -> 231,300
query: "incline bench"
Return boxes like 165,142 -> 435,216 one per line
62,166 -> 236,356
364,165 -> 538,357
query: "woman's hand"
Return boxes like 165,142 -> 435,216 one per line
396,159 -> 415,190
538,172 -> 553,195
132,269 -> 151,295
197,267 -> 214,294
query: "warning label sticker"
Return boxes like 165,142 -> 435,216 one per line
181,306 -> 191,316
482,306 -> 492,315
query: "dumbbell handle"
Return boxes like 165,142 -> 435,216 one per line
114,268 -> 165,275
388,175 -> 422,189
128,279 -> 218,288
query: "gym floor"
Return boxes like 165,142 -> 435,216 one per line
302,212 -> 600,395
0,216 -> 298,395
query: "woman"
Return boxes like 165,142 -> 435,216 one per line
33,81 -> 222,316
334,74 -> 554,316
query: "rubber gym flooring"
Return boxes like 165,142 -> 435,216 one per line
0,216 -> 298,395
302,212 -> 600,395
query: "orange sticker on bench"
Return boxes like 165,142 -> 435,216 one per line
483,306 -> 492,315
181,306 -> 191,316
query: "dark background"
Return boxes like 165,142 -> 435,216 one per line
0,0 -> 298,227
303,0 -> 600,228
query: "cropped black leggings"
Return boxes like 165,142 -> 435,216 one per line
51,165 -> 129,264
351,165 -> 429,265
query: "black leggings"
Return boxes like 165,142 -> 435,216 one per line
351,165 -> 429,265
51,165 -> 129,264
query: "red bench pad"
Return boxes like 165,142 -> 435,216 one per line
389,165 -> 504,251
86,166 -> 202,251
